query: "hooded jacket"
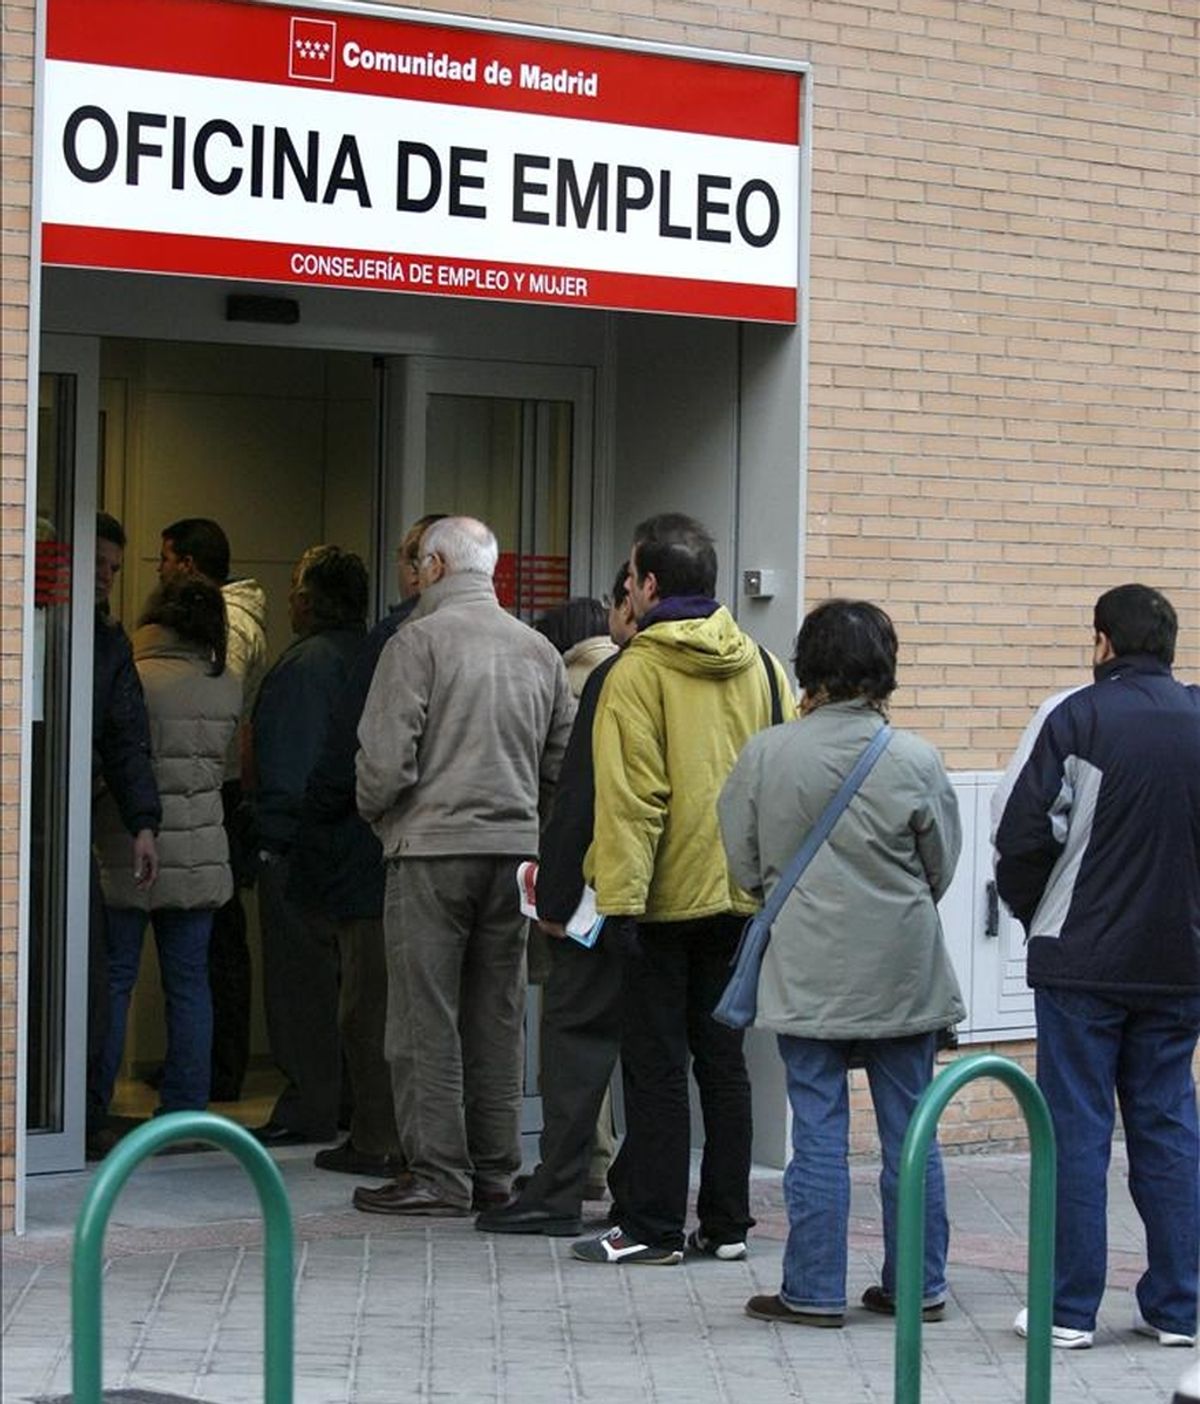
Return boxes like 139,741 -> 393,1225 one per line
356,572 -> 576,858
221,577 -> 268,782
719,700 -> 964,1039
585,605 -> 794,921
94,624 -> 241,911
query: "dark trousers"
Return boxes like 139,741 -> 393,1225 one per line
208,781 -> 251,1100
259,852 -> 342,1139
85,854 -> 110,1131
613,915 -> 754,1252
518,923 -> 626,1217
336,917 -> 399,1159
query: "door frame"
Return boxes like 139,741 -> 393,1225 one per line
24,333 -> 101,1175
383,356 -> 597,613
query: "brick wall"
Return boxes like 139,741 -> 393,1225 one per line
796,0 -> 1199,769
1,0 -> 34,1235
0,0 -> 1196,1223
850,1042 -> 1038,1157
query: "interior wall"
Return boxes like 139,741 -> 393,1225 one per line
611,316 -> 740,596
97,338 -> 377,1075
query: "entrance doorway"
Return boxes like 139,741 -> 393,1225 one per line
28,332 -> 595,1171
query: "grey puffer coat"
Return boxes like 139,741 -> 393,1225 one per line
718,699 -> 965,1041
95,624 -> 242,911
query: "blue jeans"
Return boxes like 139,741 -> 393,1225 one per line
777,1032 -> 948,1313
1035,986 -> 1200,1335
100,907 -> 215,1112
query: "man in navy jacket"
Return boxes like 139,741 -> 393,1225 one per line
995,584 -> 1200,1351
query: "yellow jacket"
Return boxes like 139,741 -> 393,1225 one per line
585,606 -> 794,921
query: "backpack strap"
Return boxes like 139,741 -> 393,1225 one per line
758,644 -> 783,726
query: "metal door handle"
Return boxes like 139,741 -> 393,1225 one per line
984,880 -> 999,938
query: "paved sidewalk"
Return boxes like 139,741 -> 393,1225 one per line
2,1144 -> 1188,1403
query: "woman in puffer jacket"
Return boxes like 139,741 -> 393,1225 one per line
94,579 -> 242,1113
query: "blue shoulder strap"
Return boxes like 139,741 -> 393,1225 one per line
758,724 -> 893,928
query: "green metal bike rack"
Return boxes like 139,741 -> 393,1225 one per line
72,1111 -> 294,1404
893,1052 -> 1056,1404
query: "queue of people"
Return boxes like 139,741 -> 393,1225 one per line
84,507 -> 1199,1353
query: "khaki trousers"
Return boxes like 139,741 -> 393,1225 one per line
384,856 -> 527,1205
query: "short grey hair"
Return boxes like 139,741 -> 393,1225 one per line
422,516 -> 499,577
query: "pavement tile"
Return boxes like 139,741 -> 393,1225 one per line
4,1145 -> 1193,1404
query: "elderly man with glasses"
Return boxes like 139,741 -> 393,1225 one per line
353,516 -> 576,1216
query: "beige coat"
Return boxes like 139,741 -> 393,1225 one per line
356,572 -> 576,858
95,625 -> 242,910
563,635 -> 618,697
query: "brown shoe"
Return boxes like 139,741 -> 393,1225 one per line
745,1294 -> 845,1327
471,1183 -> 512,1212
860,1284 -> 946,1322
352,1179 -> 470,1217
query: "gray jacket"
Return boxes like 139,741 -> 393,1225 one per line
356,572 -> 575,858
718,699 -> 965,1040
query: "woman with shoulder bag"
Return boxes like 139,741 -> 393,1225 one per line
94,578 -> 242,1115
718,599 -> 964,1328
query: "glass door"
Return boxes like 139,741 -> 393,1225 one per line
384,357 -> 595,1135
384,358 -> 595,618
27,335 -> 99,1172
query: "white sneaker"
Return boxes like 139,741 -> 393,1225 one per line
1133,1303 -> 1197,1347
1013,1307 -> 1093,1349
686,1229 -> 747,1261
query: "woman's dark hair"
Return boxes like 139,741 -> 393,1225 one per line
1093,583 -> 1176,666
534,597 -> 609,655
792,599 -> 897,705
139,578 -> 228,675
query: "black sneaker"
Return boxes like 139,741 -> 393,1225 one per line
571,1226 -> 682,1265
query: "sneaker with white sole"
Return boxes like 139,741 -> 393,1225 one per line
571,1225 -> 683,1265
1013,1307 -> 1093,1349
1133,1303 -> 1196,1347
686,1229 -> 747,1261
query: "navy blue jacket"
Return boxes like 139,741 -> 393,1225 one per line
251,625 -> 366,855
92,610 -> 161,836
995,654 -> 1200,995
287,600 -> 416,919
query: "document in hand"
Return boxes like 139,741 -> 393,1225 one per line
516,861 -> 605,948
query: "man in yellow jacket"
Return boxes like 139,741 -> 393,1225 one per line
572,512 -> 794,1266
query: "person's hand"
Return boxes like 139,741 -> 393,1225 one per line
536,919 -> 567,939
132,829 -> 159,888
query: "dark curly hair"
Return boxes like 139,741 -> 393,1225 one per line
295,545 -> 369,631
792,599 -> 897,707
139,578 -> 228,675
534,597 -> 609,656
